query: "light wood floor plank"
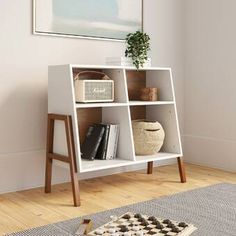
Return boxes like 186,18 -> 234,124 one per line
0,163 -> 235,235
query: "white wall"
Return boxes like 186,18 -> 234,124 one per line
0,0 -> 184,193
184,0 -> 236,172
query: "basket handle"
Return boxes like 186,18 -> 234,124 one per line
145,129 -> 160,132
74,71 -> 111,81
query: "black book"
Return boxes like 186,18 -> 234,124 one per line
81,125 -> 105,161
95,124 -> 110,160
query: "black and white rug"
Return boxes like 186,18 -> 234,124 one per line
7,183 -> 236,236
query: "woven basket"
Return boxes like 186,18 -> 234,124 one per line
132,119 -> 165,155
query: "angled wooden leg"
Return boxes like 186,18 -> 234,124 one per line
65,116 -> 81,207
177,157 -> 186,183
45,157 -> 53,193
45,115 -> 54,193
69,163 -> 80,207
45,114 -> 80,207
147,161 -> 153,174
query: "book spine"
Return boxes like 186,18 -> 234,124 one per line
102,125 -> 110,160
112,125 -> 119,159
105,125 -> 112,160
106,125 -> 116,160
91,129 -> 105,160
81,126 -> 94,159
95,124 -> 108,160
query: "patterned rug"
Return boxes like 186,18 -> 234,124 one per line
7,183 -> 236,236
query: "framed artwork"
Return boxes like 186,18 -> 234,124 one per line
33,0 -> 143,41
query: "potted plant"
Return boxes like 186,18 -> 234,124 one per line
125,31 -> 151,70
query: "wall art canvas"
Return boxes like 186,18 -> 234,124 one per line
33,0 -> 143,41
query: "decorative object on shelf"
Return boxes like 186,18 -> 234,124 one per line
88,212 -> 197,236
125,31 -> 151,69
140,87 -> 158,101
106,57 -> 151,67
74,71 -> 114,103
33,0 -> 143,41
132,119 -> 165,155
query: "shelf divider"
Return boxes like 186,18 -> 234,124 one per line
76,102 -> 128,108
128,101 -> 174,106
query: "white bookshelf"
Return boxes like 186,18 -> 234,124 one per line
47,64 -> 186,206
48,64 -> 183,174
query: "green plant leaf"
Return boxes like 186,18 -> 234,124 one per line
125,31 -> 151,70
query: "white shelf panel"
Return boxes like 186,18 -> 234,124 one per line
76,102 -> 128,108
129,101 -> 174,106
80,158 -> 134,173
135,152 -> 181,164
70,64 -> 171,71
80,152 -> 181,173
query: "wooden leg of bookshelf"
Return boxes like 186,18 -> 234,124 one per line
45,114 -> 81,207
177,157 -> 186,183
65,115 -> 80,207
147,161 -> 153,174
45,115 -> 54,193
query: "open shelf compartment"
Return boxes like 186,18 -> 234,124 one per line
129,104 -> 182,162
126,69 -> 174,103
77,106 -> 135,172
72,67 -> 128,105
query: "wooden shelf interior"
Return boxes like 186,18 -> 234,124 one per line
77,107 -> 102,144
126,69 -> 174,101
126,70 -> 146,101
130,105 -> 181,154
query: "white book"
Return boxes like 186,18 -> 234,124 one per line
106,57 -> 151,67
106,57 -> 132,63
112,125 -> 119,159
106,124 -> 118,160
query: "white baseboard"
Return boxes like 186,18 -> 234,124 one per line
183,135 -> 236,172
0,150 -> 175,194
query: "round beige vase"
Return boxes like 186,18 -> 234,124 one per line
132,119 -> 165,155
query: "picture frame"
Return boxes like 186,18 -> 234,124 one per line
33,0 -> 143,42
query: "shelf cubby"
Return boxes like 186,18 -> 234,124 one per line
129,104 -> 182,160
72,67 -> 128,104
146,105 -> 181,154
77,106 -> 135,172
126,69 -> 174,102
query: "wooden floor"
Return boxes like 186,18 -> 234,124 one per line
0,163 -> 236,235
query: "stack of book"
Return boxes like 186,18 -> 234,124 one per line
81,124 -> 119,161
106,57 -> 151,67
